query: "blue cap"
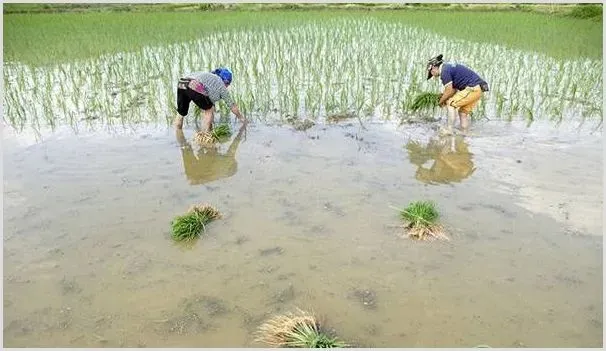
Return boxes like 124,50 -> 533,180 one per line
213,67 -> 233,85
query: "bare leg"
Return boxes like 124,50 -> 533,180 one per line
440,105 -> 457,136
202,107 -> 215,133
173,115 -> 184,129
459,111 -> 470,133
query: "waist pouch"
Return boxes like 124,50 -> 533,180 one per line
178,78 -> 208,95
177,78 -> 191,90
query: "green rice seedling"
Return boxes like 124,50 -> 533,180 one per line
255,308 -> 348,348
408,92 -> 442,112
211,123 -> 232,142
4,13 -> 602,135
171,204 -> 222,242
193,123 -> 232,146
394,200 -> 449,241
400,200 -> 438,226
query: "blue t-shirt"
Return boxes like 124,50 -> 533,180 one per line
440,63 -> 485,90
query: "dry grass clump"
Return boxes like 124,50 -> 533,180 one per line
396,200 -> 449,241
171,204 -> 222,241
255,308 -> 348,348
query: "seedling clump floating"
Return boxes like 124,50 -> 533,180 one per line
397,200 -> 449,241
255,308 -> 348,348
171,204 -> 222,241
194,123 -> 232,145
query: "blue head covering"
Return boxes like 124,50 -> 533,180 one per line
212,67 -> 233,85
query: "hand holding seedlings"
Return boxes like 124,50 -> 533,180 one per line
409,92 -> 442,111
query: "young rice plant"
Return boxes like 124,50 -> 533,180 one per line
171,204 -> 222,241
395,200 -> 449,241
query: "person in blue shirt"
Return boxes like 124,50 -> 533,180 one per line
426,54 -> 489,135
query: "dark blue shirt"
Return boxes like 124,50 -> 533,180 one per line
440,63 -> 485,90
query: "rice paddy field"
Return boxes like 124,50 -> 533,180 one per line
3,4 -> 603,348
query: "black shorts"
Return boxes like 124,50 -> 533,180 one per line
176,78 -> 214,116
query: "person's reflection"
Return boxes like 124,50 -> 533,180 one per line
175,125 -> 246,185
405,134 -> 476,185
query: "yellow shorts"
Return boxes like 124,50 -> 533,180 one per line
447,85 -> 483,114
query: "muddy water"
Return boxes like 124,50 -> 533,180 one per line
3,119 -> 602,347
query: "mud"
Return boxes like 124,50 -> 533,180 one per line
2,119 -> 602,348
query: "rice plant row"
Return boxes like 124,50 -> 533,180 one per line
3,18 -> 602,135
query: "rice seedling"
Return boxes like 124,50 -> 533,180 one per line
255,308 -> 348,348
2,10 -> 601,135
193,123 -> 232,145
408,92 -> 442,112
211,123 -> 232,141
193,130 -> 216,146
171,204 -> 222,242
394,201 -> 449,241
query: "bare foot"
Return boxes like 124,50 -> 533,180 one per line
173,116 -> 184,129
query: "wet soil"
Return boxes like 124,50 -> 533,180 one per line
2,119 -> 602,347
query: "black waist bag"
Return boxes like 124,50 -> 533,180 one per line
480,82 -> 489,92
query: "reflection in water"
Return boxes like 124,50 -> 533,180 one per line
3,123 -> 603,347
405,134 -> 476,185
176,125 -> 246,185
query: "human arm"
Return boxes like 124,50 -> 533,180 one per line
438,82 -> 456,107
230,103 -> 248,125
220,87 -> 248,124
437,65 -> 456,107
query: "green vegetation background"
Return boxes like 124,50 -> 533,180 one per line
3,3 -> 602,66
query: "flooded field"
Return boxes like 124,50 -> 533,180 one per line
3,7 -> 604,348
3,17 -> 602,133
3,117 -> 602,348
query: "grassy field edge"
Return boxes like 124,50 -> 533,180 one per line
2,3 -> 602,19
3,4 -> 602,67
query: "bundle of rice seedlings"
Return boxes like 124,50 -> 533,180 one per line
408,92 -> 442,111
194,130 -> 215,146
194,124 -> 232,145
396,200 -> 449,241
171,204 -> 222,241
211,123 -> 232,141
255,308 -> 348,348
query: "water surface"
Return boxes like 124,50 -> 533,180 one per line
3,119 -> 602,347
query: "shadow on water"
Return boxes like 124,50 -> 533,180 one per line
175,124 -> 246,186
405,134 -> 476,185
